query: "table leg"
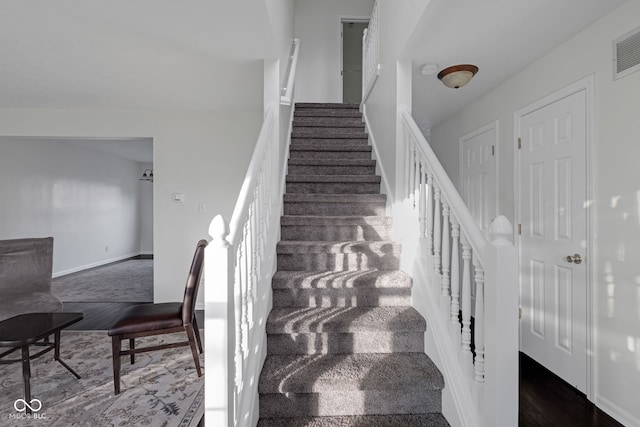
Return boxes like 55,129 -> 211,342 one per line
21,345 -> 32,415
54,331 -> 80,379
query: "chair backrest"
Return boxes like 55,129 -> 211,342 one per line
0,237 -> 54,294
182,239 -> 208,325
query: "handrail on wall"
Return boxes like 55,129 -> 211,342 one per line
281,39 -> 300,106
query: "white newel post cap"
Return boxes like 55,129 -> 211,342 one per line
209,215 -> 230,247
489,215 -> 513,246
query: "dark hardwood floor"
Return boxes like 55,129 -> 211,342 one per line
519,352 -> 623,426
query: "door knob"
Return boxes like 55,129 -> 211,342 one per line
566,254 -> 582,264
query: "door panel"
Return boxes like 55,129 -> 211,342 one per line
519,89 -> 587,392
461,124 -> 496,231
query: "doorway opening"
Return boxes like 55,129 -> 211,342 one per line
341,20 -> 368,103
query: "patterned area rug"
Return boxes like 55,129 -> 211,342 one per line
52,260 -> 153,302
0,331 -> 203,426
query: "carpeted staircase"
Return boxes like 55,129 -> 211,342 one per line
258,103 -> 449,426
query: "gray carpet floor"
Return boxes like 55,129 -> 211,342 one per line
52,259 -> 153,302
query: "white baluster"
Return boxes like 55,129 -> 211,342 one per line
233,245 -> 244,390
414,150 -> 420,209
426,173 -> 434,253
419,162 -> 427,238
241,222 -> 250,357
441,201 -> 451,315
460,236 -> 473,380
433,185 -> 442,275
450,218 -> 461,345
404,129 -> 411,199
248,201 -> 257,329
409,140 -> 416,205
473,260 -> 485,385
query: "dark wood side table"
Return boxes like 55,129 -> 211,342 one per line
0,312 -> 83,414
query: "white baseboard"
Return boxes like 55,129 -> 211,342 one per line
52,252 -> 141,278
596,394 -> 640,427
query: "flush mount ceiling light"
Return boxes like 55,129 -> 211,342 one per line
437,64 -> 478,89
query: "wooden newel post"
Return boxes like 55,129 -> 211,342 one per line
205,214 -> 235,427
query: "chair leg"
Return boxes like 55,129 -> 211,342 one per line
129,338 -> 135,364
111,336 -> 122,395
192,315 -> 203,354
185,326 -> 202,377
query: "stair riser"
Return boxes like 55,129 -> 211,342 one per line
259,389 -> 442,418
266,332 -> 424,354
286,183 -> 380,194
294,118 -> 364,128
287,165 -> 376,175
284,202 -> 386,216
271,288 -> 411,308
277,253 -> 400,271
280,225 -> 391,241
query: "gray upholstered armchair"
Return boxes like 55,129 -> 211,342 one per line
0,237 -> 63,322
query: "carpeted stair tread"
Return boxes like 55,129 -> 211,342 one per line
271,270 -> 411,290
290,143 -> 372,152
283,194 -> 387,216
283,193 -> 385,203
292,128 -> 367,138
286,175 -> 380,183
296,103 -> 359,109
288,158 -> 375,166
294,117 -> 365,128
277,240 -> 399,254
257,413 -> 450,427
266,306 -> 425,334
292,137 -> 369,144
259,353 -> 443,394
281,215 -> 392,226
280,216 -> 392,241
295,109 -> 363,118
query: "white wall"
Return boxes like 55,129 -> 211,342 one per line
138,162 -> 154,255
266,0 -> 296,88
363,0 -> 431,204
428,2 -> 640,424
294,0 -> 374,102
0,137 -> 142,275
0,107 -> 262,306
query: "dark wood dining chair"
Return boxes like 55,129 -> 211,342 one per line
108,239 -> 207,394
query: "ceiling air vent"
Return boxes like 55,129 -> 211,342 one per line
614,26 -> 640,80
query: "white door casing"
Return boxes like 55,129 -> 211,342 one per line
460,121 -> 498,231
516,84 -> 590,394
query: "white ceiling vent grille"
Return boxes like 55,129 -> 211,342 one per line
614,26 -> 640,80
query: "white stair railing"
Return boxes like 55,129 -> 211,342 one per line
205,104 -> 282,427
281,39 -> 300,106
397,105 -> 519,426
361,0 -> 379,104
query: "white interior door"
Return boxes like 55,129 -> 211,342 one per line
461,123 -> 497,231
519,89 -> 588,392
